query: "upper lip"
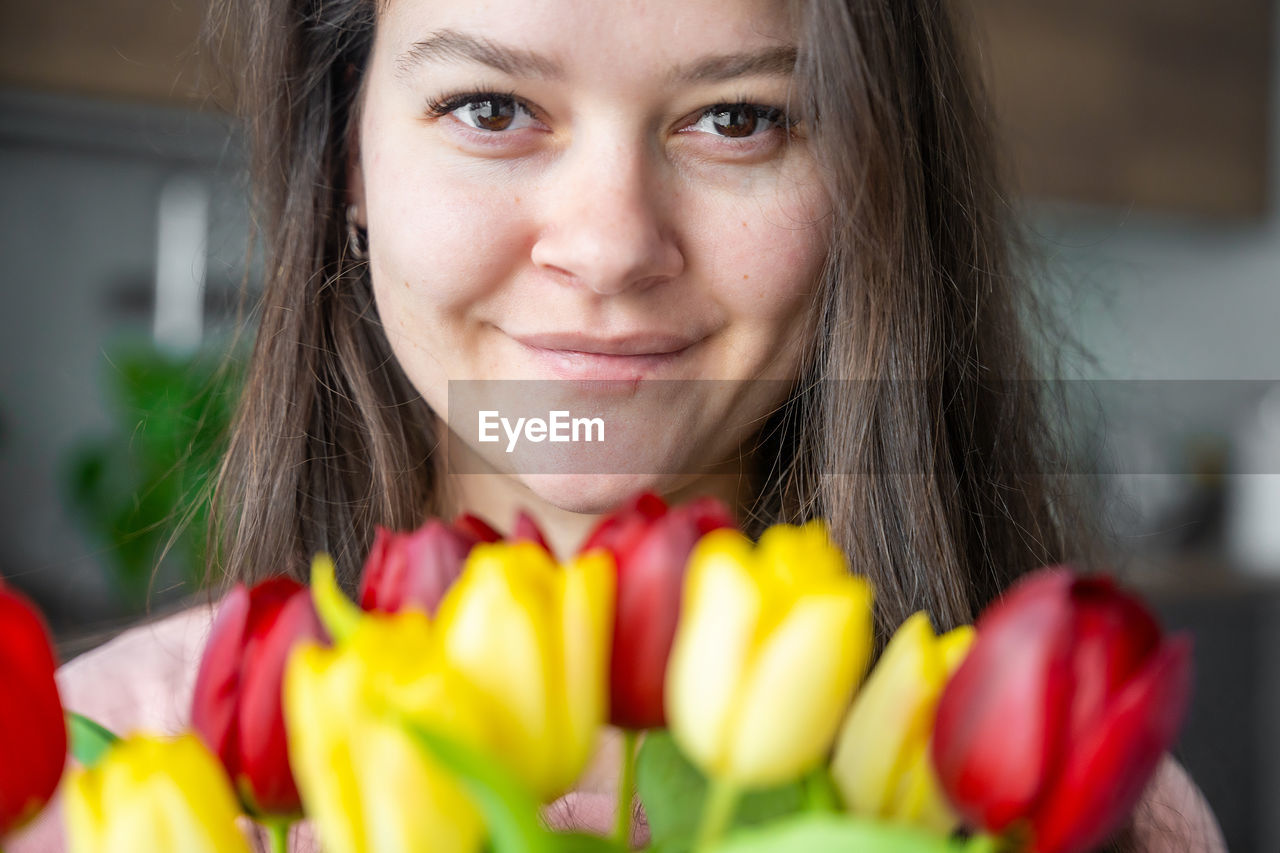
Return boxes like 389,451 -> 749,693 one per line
511,331 -> 700,356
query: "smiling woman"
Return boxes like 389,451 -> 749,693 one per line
352,0 -> 830,524
6,0 -> 1226,851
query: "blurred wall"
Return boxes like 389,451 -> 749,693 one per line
1021,4 -> 1280,848
0,90 -> 249,635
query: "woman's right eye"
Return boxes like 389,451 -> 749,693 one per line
425,91 -> 540,133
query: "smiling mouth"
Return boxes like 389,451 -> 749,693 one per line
509,332 -> 701,382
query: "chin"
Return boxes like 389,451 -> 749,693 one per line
513,472 -> 675,515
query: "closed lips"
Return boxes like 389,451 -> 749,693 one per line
511,332 -> 701,356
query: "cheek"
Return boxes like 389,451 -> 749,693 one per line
360,134 -> 538,406
700,176 -> 830,324
364,141 -> 533,316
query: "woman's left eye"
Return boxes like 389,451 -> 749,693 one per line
686,104 -> 795,141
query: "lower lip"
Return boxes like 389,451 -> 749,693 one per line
516,341 -> 696,382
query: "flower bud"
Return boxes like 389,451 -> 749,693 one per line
932,567 -> 1193,853
581,492 -> 734,728
0,582 -> 65,838
191,577 -> 326,816
665,523 -> 874,787
63,733 -> 252,853
831,612 -> 973,832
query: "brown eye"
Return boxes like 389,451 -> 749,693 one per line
425,91 -> 539,134
689,103 -> 790,142
461,96 -> 516,131
710,105 -> 758,138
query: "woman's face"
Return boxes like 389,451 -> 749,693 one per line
353,0 -> 832,512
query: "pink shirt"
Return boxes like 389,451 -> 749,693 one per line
8,604 -> 643,852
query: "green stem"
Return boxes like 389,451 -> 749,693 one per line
612,729 -> 639,846
965,832 -> 1016,853
693,778 -> 740,852
263,818 -> 291,853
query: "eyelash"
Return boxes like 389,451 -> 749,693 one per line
423,88 -> 799,142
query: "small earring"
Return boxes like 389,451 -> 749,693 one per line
346,204 -> 367,261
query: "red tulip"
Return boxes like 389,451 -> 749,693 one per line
453,512 -> 503,544
931,567 -> 1193,853
191,577 -> 326,816
512,510 -> 551,551
581,492 -> 735,728
360,512 -> 553,614
359,521 -> 475,614
0,581 -> 65,837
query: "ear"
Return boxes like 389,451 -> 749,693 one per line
345,71 -> 368,225
346,128 -> 366,226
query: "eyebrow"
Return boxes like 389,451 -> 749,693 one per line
395,29 -> 798,85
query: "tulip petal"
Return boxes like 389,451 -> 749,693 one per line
66,734 -> 252,853
358,527 -> 398,611
189,583 -> 249,775
513,511 -> 552,552
237,587 -> 323,814
832,613 -> 938,816
1063,578 -> 1160,747
891,742 -> 963,834
609,500 -> 722,728
284,642 -> 369,853
558,550 -> 615,793
726,585 -> 872,786
453,512 -> 503,544
63,766 -> 108,852
0,588 -> 66,835
1030,636 -> 1193,853
610,538 -> 682,728
756,521 -> 849,590
579,492 -> 667,556
358,723 -> 483,853
665,531 -> 761,776
932,569 -> 1077,831
437,544 -> 560,794
888,625 -> 973,833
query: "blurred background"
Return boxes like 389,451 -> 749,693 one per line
0,0 -> 1276,847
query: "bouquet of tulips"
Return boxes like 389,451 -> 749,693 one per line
1,493 -> 1193,853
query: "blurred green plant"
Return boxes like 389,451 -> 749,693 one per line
63,340 -> 244,608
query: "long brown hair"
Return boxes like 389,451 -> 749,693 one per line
206,0 -> 1097,638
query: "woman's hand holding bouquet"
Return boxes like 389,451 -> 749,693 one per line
0,494 -> 1193,853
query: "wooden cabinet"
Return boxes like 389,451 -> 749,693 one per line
0,0 -> 213,107
967,0 -> 1273,217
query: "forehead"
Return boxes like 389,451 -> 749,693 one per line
377,0 -> 797,88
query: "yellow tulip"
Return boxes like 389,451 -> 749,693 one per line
665,522 -> 874,787
434,541 -> 615,801
63,732 -> 252,853
284,606 -> 489,853
830,611 -> 974,833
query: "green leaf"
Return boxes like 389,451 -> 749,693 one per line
400,720 -> 558,853
800,766 -> 842,813
708,813 -> 971,853
634,732 -> 807,853
66,711 -> 119,768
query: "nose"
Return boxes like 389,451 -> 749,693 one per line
530,138 -> 684,296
